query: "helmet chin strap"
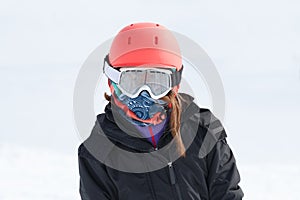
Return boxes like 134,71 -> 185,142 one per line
109,83 -> 167,126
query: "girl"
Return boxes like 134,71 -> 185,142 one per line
78,22 -> 243,200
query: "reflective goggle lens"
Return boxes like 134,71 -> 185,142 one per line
119,68 -> 172,98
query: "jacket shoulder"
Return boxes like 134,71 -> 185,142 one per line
78,143 -> 95,161
198,107 -> 227,142
179,93 -> 227,142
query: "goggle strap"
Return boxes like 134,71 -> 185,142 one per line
171,65 -> 183,87
103,55 -> 121,83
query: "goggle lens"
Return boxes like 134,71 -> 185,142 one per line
119,69 -> 172,99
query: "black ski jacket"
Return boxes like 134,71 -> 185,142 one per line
78,94 -> 244,200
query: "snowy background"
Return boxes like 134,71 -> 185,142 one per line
1,0 -> 300,199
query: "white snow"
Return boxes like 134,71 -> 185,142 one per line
0,143 -> 80,200
239,163 -> 300,200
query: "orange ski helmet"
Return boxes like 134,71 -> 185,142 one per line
108,22 -> 182,71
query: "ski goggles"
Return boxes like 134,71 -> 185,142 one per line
103,55 -> 182,99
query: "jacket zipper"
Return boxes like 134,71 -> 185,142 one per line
168,162 -> 183,200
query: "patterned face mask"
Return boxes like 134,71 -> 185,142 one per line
110,80 -> 170,126
118,90 -> 168,123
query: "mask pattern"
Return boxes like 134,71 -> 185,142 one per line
116,90 -> 169,126
120,91 -> 166,120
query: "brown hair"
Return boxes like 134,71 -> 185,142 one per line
159,91 -> 186,157
104,91 -> 186,157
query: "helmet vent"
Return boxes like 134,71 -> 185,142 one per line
154,36 -> 158,45
128,37 -> 131,45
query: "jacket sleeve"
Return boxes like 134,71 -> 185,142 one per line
206,138 -> 244,200
78,144 -> 118,200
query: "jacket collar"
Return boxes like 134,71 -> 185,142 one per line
97,93 -> 195,153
